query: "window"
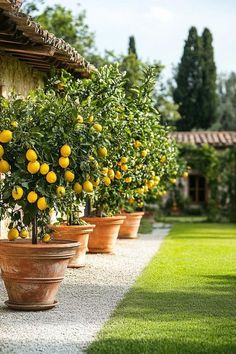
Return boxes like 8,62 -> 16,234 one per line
188,174 -> 206,203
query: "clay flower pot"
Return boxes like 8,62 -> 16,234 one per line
118,212 -> 145,239
0,239 -> 79,311
50,224 -> 95,268
82,216 -> 126,253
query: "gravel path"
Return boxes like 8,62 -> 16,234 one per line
0,224 -> 170,354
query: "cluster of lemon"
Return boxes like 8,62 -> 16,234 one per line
0,130 -> 12,174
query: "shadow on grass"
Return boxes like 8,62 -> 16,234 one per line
88,337 -> 236,354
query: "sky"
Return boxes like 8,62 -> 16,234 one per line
39,0 -> 236,79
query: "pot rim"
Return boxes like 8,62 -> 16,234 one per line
0,239 -> 80,249
82,215 -> 126,223
118,212 -> 145,217
49,224 -> 96,230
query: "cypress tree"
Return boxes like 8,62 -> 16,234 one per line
173,27 -> 203,130
198,28 -> 217,129
128,35 -> 138,58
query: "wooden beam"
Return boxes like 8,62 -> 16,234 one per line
0,44 -> 56,56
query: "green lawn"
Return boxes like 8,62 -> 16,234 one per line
87,224 -> 236,354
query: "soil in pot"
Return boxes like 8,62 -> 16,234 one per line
0,239 -> 79,311
82,216 -> 126,253
118,212 -> 145,239
50,224 -> 95,268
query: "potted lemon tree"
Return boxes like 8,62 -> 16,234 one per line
0,90 -> 84,310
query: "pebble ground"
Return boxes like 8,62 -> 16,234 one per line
0,224 -> 169,354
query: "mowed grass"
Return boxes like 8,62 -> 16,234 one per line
87,224 -> 236,354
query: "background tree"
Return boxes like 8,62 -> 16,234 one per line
198,28 -> 217,129
128,36 -> 138,58
211,72 -> 236,131
173,27 -> 203,131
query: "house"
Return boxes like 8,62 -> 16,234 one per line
170,131 -> 236,210
0,0 -> 95,97
0,0 -> 95,237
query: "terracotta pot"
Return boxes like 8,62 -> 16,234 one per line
0,239 -> 79,311
50,224 -> 95,268
82,216 -> 126,253
118,212 -> 145,239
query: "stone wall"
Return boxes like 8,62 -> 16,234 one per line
0,52 -> 45,97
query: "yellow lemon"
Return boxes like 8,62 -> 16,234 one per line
11,121 -> 18,128
170,178 -> 177,185
141,150 -> 148,157
20,229 -> 29,239
60,144 -> 71,157
121,164 -> 128,172
0,144 -> 4,158
8,228 -> 19,241
121,156 -> 128,164
0,130 -> 12,143
27,161 -> 40,174
101,167 -> 108,176
42,233 -> 51,243
40,163 -> 50,175
93,123 -> 102,132
27,191 -> 38,203
128,197 -> 135,204
92,178 -> 100,187
136,187 -> 144,195
12,186 -> 24,200
160,155 -> 167,163
115,171 -> 122,179
64,170 -> 75,182
98,147 -> 108,158
46,171 -> 57,184
103,176 -> 111,186
125,177 -> 132,183
37,197 -> 48,210
77,115 -> 84,123
73,182 -> 83,194
183,171 -> 188,178
59,156 -> 70,168
83,180 -> 93,193
56,186 -> 66,197
154,176 -> 160,183
88,115 -> 94,123
26,149 -> 37,162
133,140 -> 141,149
108,169 -> 115,180
0,159 -> 10,173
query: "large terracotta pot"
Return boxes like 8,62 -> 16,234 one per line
0,239 -> 79,311
50,224 -> 95,268
118,212 -> 145,239
82,216 -> 126,253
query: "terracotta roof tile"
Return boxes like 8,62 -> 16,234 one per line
0,0 -> 96,77
170,131 -> 236,148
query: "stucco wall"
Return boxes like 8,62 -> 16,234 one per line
0,53 -> 45,238
0,52 -> 45,97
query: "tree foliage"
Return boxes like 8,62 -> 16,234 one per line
174,27 -> 217,130
211,72 -> 236,131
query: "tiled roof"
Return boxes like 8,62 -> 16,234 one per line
0,0 -> 96,77
170,131 -> 236,147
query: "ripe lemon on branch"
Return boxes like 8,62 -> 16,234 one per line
46,171 -> 57,184
8,228 -> 19,241
0,159 -> 10,173
27,161 -> 40,174
73,182 -> 82,194
0,145 -> 4,158
37,197 -> 48,210
83,180 -> 93,193
12,186 -> 24,200
98,147 -> 108,157
60,144 -> 71,157
26,149 -> 38,162
0,130 -> 12,143
40,163 -> 50,175
56,186 -> 66,197
27,191 -> 38,203
64,170 -> 75,182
